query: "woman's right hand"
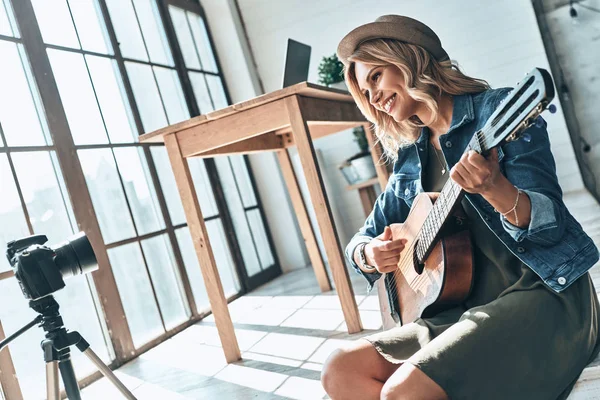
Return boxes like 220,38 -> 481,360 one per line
364,225 -> 407,273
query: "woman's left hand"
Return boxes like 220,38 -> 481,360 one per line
450,148 -> 502,195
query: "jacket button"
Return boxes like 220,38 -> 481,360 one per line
404,188 -> 410,196
557,277 -> 567,285
517,246 -> 526,253
445,141 -> 452,148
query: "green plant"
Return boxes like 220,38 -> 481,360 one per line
352,126 -> 369,154
317,54 -> 344,86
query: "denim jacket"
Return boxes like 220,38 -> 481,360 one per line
346,88 -> 599,294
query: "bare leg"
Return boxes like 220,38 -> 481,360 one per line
381,363 -> 449,400
321,338 -> 400,400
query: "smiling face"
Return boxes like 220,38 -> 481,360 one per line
353,61 -> 421,124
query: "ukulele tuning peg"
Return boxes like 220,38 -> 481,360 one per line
548,104 -> 557,114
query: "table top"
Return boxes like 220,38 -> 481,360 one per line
139,82 -> 355,143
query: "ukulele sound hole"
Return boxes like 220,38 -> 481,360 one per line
413,240 -> 425,275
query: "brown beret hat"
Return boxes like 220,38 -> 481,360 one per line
337,15 -> 449,66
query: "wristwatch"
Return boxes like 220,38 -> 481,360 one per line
358,242 -> 377,272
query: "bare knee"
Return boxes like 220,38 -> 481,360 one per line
321,347 -> 351,395
380,363 -> 448,400
321,340 -> 375,397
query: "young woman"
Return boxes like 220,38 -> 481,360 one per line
321,15 -> 600,400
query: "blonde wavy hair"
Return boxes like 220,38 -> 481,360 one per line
345,39 -> 490,163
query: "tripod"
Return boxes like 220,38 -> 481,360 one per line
0,295 -> 136,400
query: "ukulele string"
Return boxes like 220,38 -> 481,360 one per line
385,129 -> 488,309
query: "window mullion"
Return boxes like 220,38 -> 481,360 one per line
10,0 -> 135,362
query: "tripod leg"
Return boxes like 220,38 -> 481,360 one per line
82,348 -> 137,400
59,357 -> 82,400
46,361 -> 60,400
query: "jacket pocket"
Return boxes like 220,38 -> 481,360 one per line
392,174 -> 420,208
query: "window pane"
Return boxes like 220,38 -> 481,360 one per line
214,156 -> 261,276
189,71 -> 214,114
141,234 -> 189,329
125,62 -> 167,133
86,55 -> 137,143
0,0 -> 18,37
187,12 -> 218,73
206,74 -> 228,110
229,155 -> 257,207
0,155 -> 30,272
104,0 -> 148,61
78,149 -> 136,243
48,49 -> 109,145
11,152 -> 75,244
0,42 -> 50,146
132,0 -> 172,65
31,0 -> 79,48
247,209 -> 275,268
205,220 -> 240,296
175,227 -> 208,312
113,147 -> 164,235
188,158 -> 218,218
150,146 -> 186,226
51,151 -> 78,231
68,0 -> 112,54
169,6 -> 200,69
108,243 -> 163,347
153,66 -> 189,125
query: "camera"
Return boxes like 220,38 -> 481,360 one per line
5,232 -> 98,301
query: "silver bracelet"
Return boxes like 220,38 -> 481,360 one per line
358,242 -> 377,271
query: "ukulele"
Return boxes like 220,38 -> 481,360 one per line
384,67 -> 556,326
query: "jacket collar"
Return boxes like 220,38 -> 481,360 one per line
414,93 -> 475,144
447,93 -> 475,134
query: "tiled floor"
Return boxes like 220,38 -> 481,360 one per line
82,189 -> 600,399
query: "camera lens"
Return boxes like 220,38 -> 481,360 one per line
53,232 -> 98,279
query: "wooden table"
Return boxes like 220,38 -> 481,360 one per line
140,82 -> 390,362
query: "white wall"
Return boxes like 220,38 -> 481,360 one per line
201,0 -> 584,273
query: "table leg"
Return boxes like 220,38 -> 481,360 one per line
357,186 -> 378,218
165,135 -> 241,363
363,124 -> 390,190
276,149 -> 332,292
285,96 -> 362,333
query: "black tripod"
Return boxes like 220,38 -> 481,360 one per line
0,295 -> 136,399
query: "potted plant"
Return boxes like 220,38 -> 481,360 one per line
339,126 -> 377,184
317,54 -> 347,90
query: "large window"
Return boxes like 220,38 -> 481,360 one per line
0,0 -> 278,397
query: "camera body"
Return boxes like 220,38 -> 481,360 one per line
7,235 -> 67,300
6,233 -> 97,301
